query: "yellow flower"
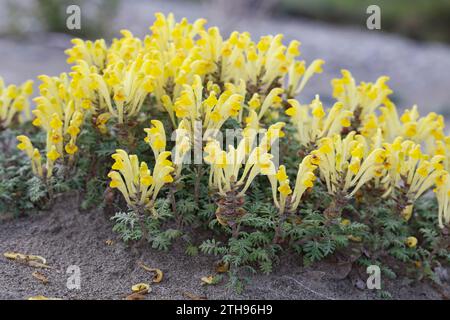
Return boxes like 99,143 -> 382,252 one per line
405,236 -> 418,248
67,125 -> 80,137
65,143 -> 78,155
17,135 -> 33,157
1,78 -> 33,126
144,120 -> 166,158
301,172 -> 316,188
248,94 -> 261,110
50,114 -> 63,129
50,131 -> 63,144
278,182 -> 292,196
288,59 -> 324,97
47,146 -> 61,162
109,149 -> 174,210
95,112 -> 111,134
16,136 -> 43,177
275,166 -> 289,182
401,204 -> 413,221
113,89 -> 126,102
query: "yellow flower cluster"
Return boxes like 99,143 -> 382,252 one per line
16,135 -> 42,177
383,138 -> 448,225
17,74 -> 85,178
0,78 -> 33,128
269,154 -> 319,214
315,132 -> 386,196
144,119 -> 191,178
169,75 -> 244,132
286,95 -> 353,148
204,134 -> 275,197
63,13 -> 322,127
379,104 -> 445,152
107,117 -> 193,213
108,149 -> 174,213
332,70 -> 392,122
284,68 -> 450,227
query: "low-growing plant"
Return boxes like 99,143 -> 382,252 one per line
1,12 -> 448,297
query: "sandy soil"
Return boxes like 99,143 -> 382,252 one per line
0,194 -> 446,300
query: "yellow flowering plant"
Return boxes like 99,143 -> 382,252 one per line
379,103 -> 445,152
16,74 -> 85,179
331,69 -> 392,130
16,135 -> 43,177
285,95 -> 353,150
268,154 -> 319,242
382,138 -> 447,221
171,75 -> 244,132
108,149 -> 174,241
108,149 -> 174,211
0,78 -> 33,130
204,133 -> 276,234
91,54 -> 155,124
435,171 -> 450,228
143,119 -> 191,217
314,132 -> 386,218
2,11 -> 450,294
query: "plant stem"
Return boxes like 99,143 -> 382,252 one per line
170,182 -> 184,229
324,191 -> 348,221
194,165 -> 203,206
273,212 -> 288,244
135,205 -> 149,247
231,222 -> 240,239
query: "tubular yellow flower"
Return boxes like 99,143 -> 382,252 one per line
405,236 -> 418,248
287,59 -> 324,98
65,38 -> 108,69
108,149 -> 174,212
95,112 -> 111,134
16,135 -> 43,177
435,171 -> 450,228
332,70 -> 392,124
286,96 -> 353,149
269,155 -> 318,215
383,139 -> 446,222
47,146 -> 61,162
315,132 -> 385,197
172,119 -> 191,177
257,88 -> 284,121
144,120 -> 166,158
204,134 -> 275,197
45,145 -> 61,178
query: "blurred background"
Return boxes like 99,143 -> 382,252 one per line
0,0 -> 450,116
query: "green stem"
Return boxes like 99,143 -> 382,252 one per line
194,165 -> 203,206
